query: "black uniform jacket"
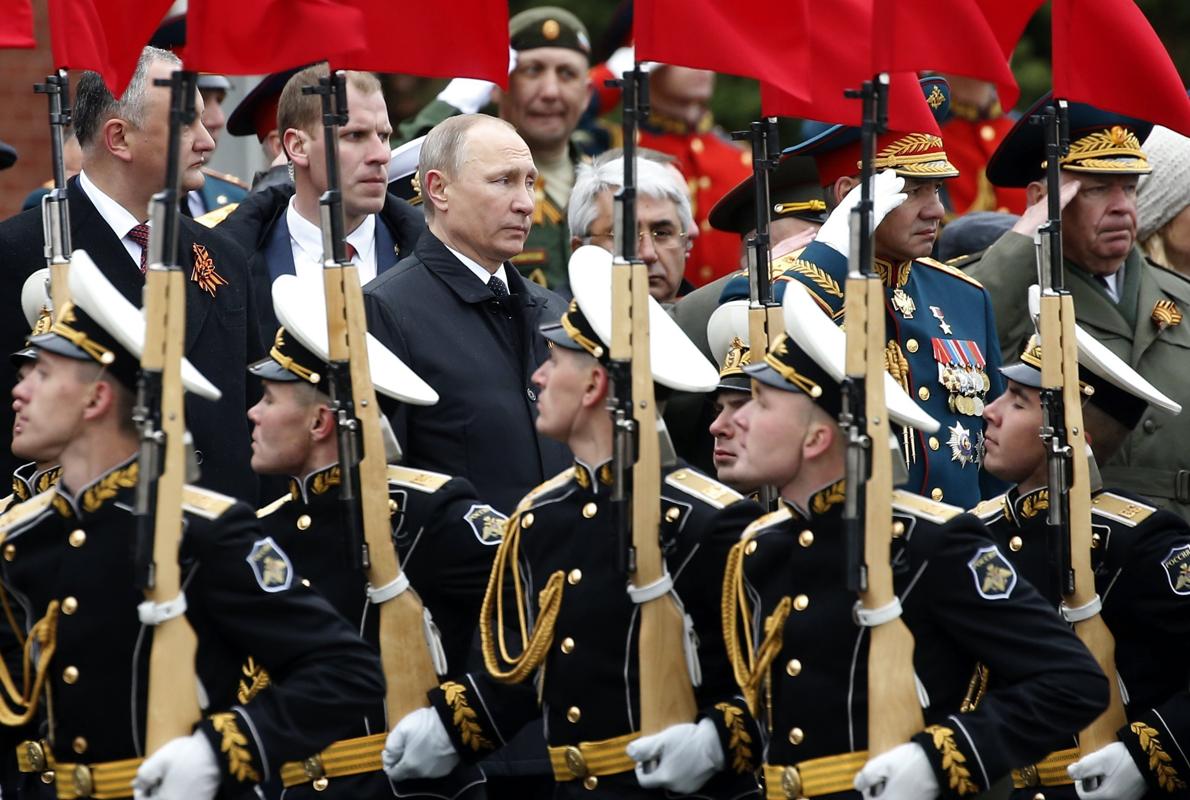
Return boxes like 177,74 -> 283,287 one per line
975,486 -> 1190,798
0,177 -> 263,502
427,460 -> 765,800
257,462 -> 504,800
724,482 -> 1108,800
215,184 -> 425,343
363,231 -> 571,514
0,456 -> 384,798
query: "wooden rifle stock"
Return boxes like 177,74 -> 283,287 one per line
35,70 -> 72,312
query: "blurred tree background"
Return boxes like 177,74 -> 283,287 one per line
497,0 -> 1189,142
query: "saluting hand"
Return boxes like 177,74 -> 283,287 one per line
382,706 -> 460,783
132,731 -> 220,800
816,169 -> 908,261
1011,177 -> 1081,238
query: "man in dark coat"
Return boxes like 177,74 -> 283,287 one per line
364,114 -> 570,516
0,46 -> 261,502
215,63 -> 425,341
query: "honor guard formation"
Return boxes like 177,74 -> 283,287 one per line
0,3 -> 1189,800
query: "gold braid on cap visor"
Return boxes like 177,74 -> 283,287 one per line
48,302 -> 115,366
269,329 -> 321,384
560,304 -> 605,359
773,199 -> 827,216
1045,126 -> 1151,173
763,336 -> 823,397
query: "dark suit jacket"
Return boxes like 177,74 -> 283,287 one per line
217,184 -> 425,343
0,176 -> 262,502
364,230 -> 572,513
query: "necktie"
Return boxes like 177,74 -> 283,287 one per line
128,223 -> 151,274
489,275 -> 509,299
344,242 -> 358,262
1096,274 -> 1117,303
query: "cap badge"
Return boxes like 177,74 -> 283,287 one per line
542,19 -> 560,39
926,85 -> 946,110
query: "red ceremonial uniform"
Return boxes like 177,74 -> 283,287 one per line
941,103 -> 1028,217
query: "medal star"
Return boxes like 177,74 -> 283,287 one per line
947,421 -> 974,467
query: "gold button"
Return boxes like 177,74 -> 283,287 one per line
981,124 -> 996,142
1009,536 -> 1023,552
798,530 -> 814,547
566,706 -> 581,723
68,529 -> 86,548
522,512 -> 535,528
928,436 -> 940,451
788,727 -> 804,745
301,579 -> 311,588
906,338 -> 919,354
567,569 -> 582,585
296,514 -> 312,531
691,138 -> 705,153
1091,532 -> 1102,549
62,666 -> 79,684
1033,794 -> 1046,800
892,521 -> 906,538
665,507 -> 681,523
583,776 -> 599,791
931,488 -> 944,501
313,777 -> 329,791
40,770 -> 54,784
793,594 -> 809,611
560,637 -> 575,654
388,499 -> 398,514
582,502 -> 597,519
918,386 -> 930,401
786,658 -> 802,677
72,737 -> 87,755
62,596 -> 78,615
3,544 -> 13,561
745,540 -> 758,555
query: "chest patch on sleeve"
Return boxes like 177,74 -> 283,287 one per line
1162,545 -> 1190,595
967,545 -> 1017,600
465,504 -> 508,545
247,536 -> 294,592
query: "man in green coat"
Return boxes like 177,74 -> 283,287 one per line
967,94 -> 1190,521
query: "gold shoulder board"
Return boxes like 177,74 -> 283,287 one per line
517,467 -> 577,513
917,256 -> 986,289
201,167 -> 250,189
195,202 -> 239,228
893,489 -> 964,524
0,489 -> 55,537
387,465 -> 452,494
665,469 -> 744,510
256,493 -> 294,519
969,495 -> 1008,522
183,485 -> 237,520
1092,492 -> 1156,527
740,505 -> 793,538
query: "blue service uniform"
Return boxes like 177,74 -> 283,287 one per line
196,168 -> 249,214
721,240 -> 1006,509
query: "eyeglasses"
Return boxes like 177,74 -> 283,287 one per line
583,228 -> 689,252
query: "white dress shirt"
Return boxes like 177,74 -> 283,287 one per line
445,244 -> 508,291
78,170 -> 145,270
286,197 -> 378,286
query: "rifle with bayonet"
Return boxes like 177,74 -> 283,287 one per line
606,63 -> 697,732
136,68 -> 202,753
732,116 -> 782,510
841,74 -> 924,755
305,72 -> 440,723
1032,100 -> 1126,760
34,70 -> 72,312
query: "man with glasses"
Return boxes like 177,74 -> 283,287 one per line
567,155 -> 695,304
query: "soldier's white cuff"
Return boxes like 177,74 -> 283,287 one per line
1059,595 -> 1102,623
367,572 -> 410,605
138,594 -> 188,626
422,608 -> 449,676
852,598 -> 903,627
627,573 -> 674,603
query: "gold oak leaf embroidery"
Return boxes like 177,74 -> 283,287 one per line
237,657 -> 271,704
789,261 -> 844,299
192,243 -> 228,297
811,480 -> 846,516
81,463 -> 139,513
210,712 -> 262,783
1131,722 -> 1187,792
714,702 -> 754,773
926,724 -> 978,796
442,681 -> 493,751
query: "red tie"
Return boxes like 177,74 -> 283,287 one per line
127,223 -> 151,274
344,242 -> 357,262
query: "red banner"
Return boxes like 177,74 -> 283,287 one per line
48,0 -> 173,95
762,71 -> 940,134
0,0 -> 35,48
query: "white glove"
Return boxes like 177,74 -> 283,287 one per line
1069,741 -> 1147,800
382,707 -> 460,782
854,742 -> 939,800
436,48 -> 516,113
627,718 -> 725,794
133,731 -> 221,800
814,169 -> 907,260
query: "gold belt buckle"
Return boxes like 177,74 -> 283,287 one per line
782,765 -> 803,799
564,746 -> 588,778
302,754 -> 329,791
23,740 -> 45,772
1018,764 -> 1040,787
73,763 -> 94,798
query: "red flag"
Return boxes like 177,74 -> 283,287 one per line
973,0 -> 1045,59
1052,0 -> 1190,137
635,0 -> 810,103
761,71 -> 940,134
871,0 -> 1023,109
48,0 -> 173,95
0,0 -> 35,48
186,0 -> 509,87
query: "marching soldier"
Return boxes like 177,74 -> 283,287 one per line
976,332 -> 1190,800
708,287 -> 1107,800
381,247 -> 764,798
0,254 -> 384,799
720,77 -> 1007,510
249,280 -> 503,798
